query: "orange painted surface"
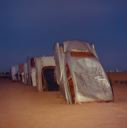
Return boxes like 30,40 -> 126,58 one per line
70,51 -> 95,58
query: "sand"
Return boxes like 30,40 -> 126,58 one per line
0,78 -> 127,128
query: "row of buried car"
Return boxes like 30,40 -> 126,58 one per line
11,40 -> 113,104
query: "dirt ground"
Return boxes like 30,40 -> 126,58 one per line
0,79 -> 127,128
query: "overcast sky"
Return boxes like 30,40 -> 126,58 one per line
0,0 -> 127,71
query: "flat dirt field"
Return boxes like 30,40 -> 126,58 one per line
0,79 -> 127,128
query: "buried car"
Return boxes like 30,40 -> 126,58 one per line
35,56 -> 59,91
54,40 -> 113,104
